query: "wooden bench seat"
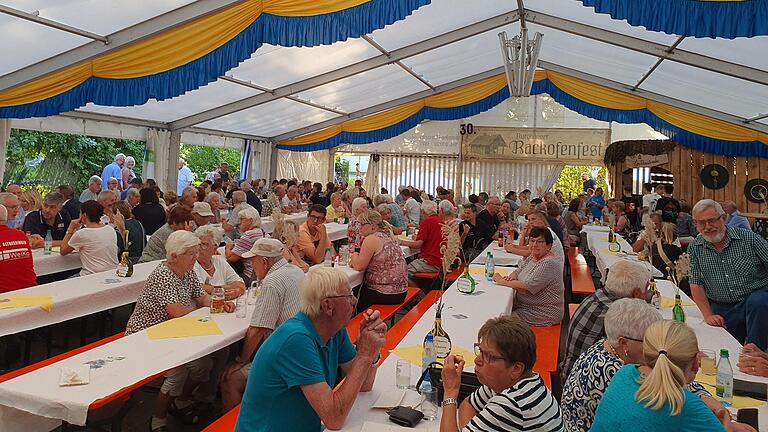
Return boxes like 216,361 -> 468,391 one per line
568,248 -> 596,296
531,325 -> 562,390
347,287 -> 421,344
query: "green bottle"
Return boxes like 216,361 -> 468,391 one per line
672,293 -> 686,323
457,266 -> 476,294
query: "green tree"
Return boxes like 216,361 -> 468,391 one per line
179,144 -> 242,185
554,165 -> 607,201
334,155 -> 349,183
5,130 -> 145,193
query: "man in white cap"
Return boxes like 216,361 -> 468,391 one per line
191,201 -> 214,230
219,238 -> 305,411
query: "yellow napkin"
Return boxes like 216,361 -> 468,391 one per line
146,316 -> 223,340
695,372 -> 764,409
0,295 -> 54,312
391,344 -> 477,368
660,296 -> 696,308
468,266 -> 513,278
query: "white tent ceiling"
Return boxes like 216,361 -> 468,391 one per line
1,0 -> 767,144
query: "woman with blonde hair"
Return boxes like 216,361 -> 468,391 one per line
271,218 -> 309,273
592,320 -> 737,432
19,189 -> 43,212
350,210 -> 407,312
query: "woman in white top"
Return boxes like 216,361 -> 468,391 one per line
404,190 -> 422,225
60,200 -> 119,276
194,225 -> 245,300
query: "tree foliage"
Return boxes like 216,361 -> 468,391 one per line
179,144 -> 241,185
334,155 -> 349,183
5,130 -> 145,193
554,165 -> 607,201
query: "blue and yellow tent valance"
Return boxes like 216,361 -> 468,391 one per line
278,69 -> 768,158
0,0 -> 430,119
577,0 -> 768,39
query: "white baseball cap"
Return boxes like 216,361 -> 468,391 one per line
192,201 -> 214,217
242,238 -> 284,258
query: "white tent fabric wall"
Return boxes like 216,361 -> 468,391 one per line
377,154 -> 458,198
363,154 -> 380,195
277,149 -> 330,184
247,140 -> 272,180
461,159 -> 564,199
143,129 -> 171,191
0,120 -> 10,185
11,116 -> 149,141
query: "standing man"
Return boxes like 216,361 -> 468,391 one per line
654,184 -> 680,223
235,268 -> 386,431
177,158 -> 194,196
220,238 -> 305,411
101,154 -> 125,191
722,200 -> 751,231
216,162 -> 231,184
640,182 -> 659,226
688,199 -> 768,350
582,172 -> 596,192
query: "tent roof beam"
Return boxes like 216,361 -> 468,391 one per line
0,4 -> 108,43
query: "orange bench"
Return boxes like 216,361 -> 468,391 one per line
568,248 -> 596,296
204,291 -> 443,432
531,325 -> 561,389
569,303 -> 579,318
347,287 -> 421,344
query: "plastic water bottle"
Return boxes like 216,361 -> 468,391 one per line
324,248 -> 334,267
43,230 -> 53,255
421,334 -> 436,391
485,252 -> 495,281
716,348 -> 733,406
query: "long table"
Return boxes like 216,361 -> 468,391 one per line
339,243 -> 519,431
0,243 -> 421,431
32,249 -> 82,277
583,230 -> 663,280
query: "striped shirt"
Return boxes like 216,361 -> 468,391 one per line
232,228 -> 266,280
249,258 -> 305,332
688,226 -> 768,303
465,375 -> 563,432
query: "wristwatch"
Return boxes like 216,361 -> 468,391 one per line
442,398 -> 458,407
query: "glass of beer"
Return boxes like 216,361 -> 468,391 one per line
700,350 -> 716,376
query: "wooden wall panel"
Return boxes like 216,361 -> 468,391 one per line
734,157 -> 748,214
747,157 -> 761,214
678,149 -> 691,206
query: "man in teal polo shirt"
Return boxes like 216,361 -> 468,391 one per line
688,199 -> 768,350
236,267 -> 387,431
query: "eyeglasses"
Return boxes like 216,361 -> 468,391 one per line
693,216 -> 723,227
307,214 -> 323,221
326,292 -> 356,301
621,336 -> 644,343
473,343 -> 505,363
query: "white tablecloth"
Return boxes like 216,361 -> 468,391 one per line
0,262 -> 158,337
580,224 -> 611,234
32,249 -> 82,277
472,244 -> 523,267
340,244 -> 515,431
585,231 -> 663,280
0,258 -> 419,430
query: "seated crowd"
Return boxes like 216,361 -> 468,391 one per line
3,161 -> 768,432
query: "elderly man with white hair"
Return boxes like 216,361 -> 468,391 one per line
373,193 -> 407,232
400,200 -> 457,287
0,204 -> 36,291
689,198 -> 768,350
0,192 -> 23,230
124,187 -> 141,208
101,153 -> 125,191
235,267 -> 386,431
222,190 -> 253,241
240,180 -> 263,214
220,238 -> 305,411
22,191 -> 71,247
127,230 -> 235,431
560,260 -> 652,381
98,189 -> 126,234
80,175 -> 102,203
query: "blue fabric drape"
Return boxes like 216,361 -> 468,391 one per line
279,78 -> 768,158
578,0 -> 768,39
240,139 -> 252,181
0,0 -> 431,119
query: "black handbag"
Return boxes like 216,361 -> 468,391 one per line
387,406 -> 423,427
415,362 -> 482,403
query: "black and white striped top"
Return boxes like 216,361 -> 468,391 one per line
465,374 -> 563,432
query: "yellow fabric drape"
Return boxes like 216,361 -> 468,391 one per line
281,68 -> 768,148
0,0 -> 373,108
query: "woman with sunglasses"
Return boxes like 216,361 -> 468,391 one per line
439,315 -> 562,431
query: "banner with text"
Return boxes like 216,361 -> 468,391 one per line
462,127 -> 609,164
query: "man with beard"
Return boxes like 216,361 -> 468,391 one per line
688,199 -> 768,350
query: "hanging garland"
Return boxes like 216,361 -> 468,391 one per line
603,140 -> 678,165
